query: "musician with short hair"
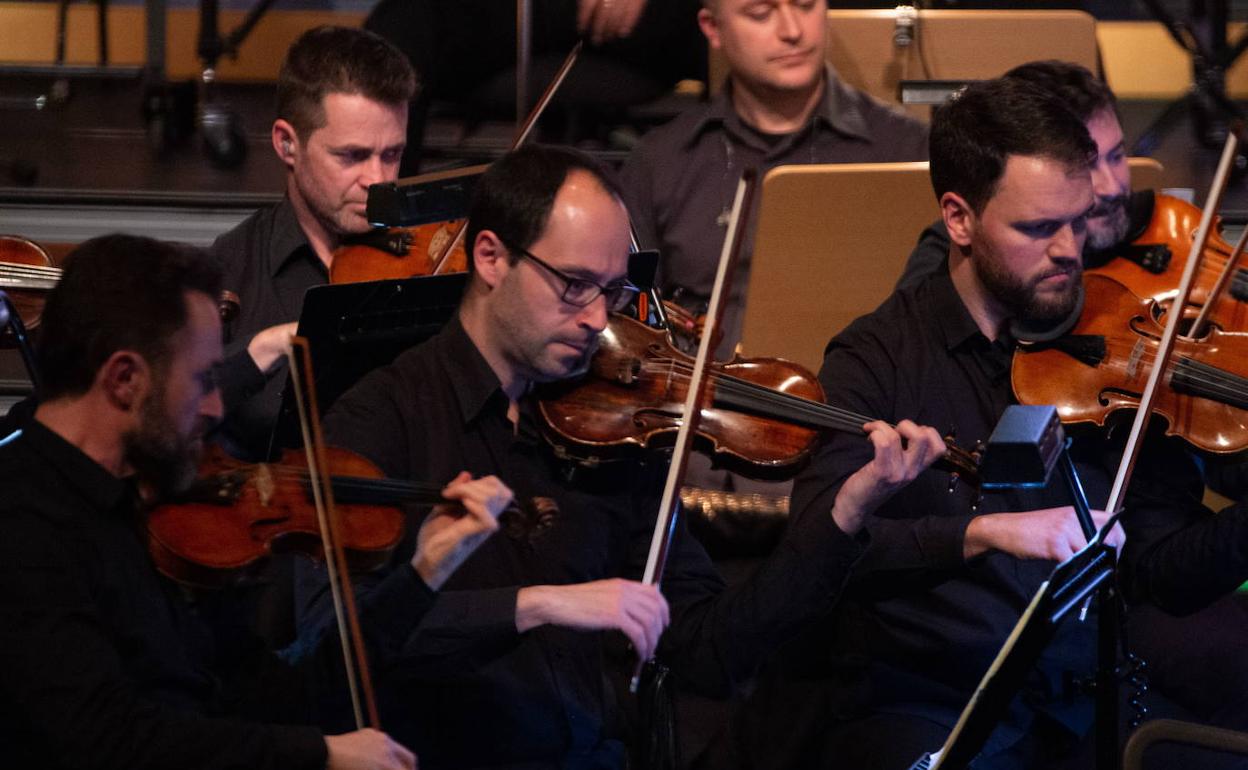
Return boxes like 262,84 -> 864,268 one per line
209,25 -> 416,461
301,143 -> 936,768
0,233 -> 509,770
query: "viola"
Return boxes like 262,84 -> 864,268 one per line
1091,193 -> 1248,331
146,444 -> 443,587
1012,273 -> 1248,455
538,312 -> 982,485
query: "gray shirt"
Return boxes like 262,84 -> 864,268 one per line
619,67 -> 929,357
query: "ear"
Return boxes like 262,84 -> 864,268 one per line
272,120 -> 299,168
940,191 -> 976,249
697,7 -> 721,49
472,230 -> 512,289
96,350 -> 152,415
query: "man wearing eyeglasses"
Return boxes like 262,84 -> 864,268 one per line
303,144 -> 938,768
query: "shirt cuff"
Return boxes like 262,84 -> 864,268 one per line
219,347 -> 268,413
268,724 -> 328,770
787,503 -> 868,587
361,563 -> 437,648
914,512 -> 975,568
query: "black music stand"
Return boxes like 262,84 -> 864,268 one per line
910,406 -> 1124,770
268,272 -> 467,455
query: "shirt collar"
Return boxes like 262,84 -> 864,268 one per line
268,196 -> 318,278
688,66 -> 873,150
437,316 -> 508,425
19,419 -> 135,517
927,267 -> 990,352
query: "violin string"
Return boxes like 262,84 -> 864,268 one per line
228,463 -> 447,500
0,262 -> 62,276
1052,340 -> 1248,405
639,359 -> 878,433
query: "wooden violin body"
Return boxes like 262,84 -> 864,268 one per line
147,445 -> 407,587
1091,193 -> 1248,331
0,234 -> 57,333
331,220 -> 468,283
540,313 -> 824,479
1013,273 -> 1248,455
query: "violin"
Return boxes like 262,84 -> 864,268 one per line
146,443 -> 441,587
1012,273 -> 1248,455
0,234 -> 58,332
1091,192 -> 1248,331
538,312 -> 982,485
0,234 -> 241,333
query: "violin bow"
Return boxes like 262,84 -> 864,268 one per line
287,336 -> 381,729
428,41 -> 584,275
630,169 -> 757,691
1103,132 -> 1240,517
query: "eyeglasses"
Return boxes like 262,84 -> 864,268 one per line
506,242 -> 640,312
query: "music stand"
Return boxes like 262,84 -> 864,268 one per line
268,272 -> 467,454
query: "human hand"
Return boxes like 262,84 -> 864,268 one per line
325,728 -> 416,770
577,0 -> 647,45
831,420 -> 946,535
516,578 -> 670,660
964,506 -> 1124,561
411,472 -> 510,590
247,321 -> 298,373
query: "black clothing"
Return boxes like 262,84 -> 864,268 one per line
787,267 -> 1248,765
209,198 -> 327,460
310,317 -> 864,769
895,189 -> 1158,292
0,419 -> 435,770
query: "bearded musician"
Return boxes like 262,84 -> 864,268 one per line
0,235 -> 512,770
732,75 -> 1248,770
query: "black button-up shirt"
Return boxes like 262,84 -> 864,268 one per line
313,317 -> 864,769
0,420 -> 435,770
209,197 -> 328,460
790,267 -> 1248,756
619,67 -> 929,356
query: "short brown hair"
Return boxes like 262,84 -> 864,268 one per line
37,235 -> 223,401
276,25 -> 417,140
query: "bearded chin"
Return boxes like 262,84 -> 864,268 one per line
124,399 -> 200,498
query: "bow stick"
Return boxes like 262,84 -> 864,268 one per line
630,169 -> 757,692
288,336 -> 380,729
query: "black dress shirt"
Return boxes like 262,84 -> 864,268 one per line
0,420 -> 436,770
790,267 -> 1248,757
209,197 -> 328,460
311,317 -> 864,769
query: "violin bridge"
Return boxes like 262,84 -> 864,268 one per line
255,464 -> 275,507
1126,339 -> 1145,382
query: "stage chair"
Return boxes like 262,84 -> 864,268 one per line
739,157 -> 1167,373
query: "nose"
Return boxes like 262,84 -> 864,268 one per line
776,4 -> 802,42
201,385 -> 225,422
1049,221 -> 1084,261
1090,159 -> 1116,201
578,292 -> 610,333
359,154 -> 387,188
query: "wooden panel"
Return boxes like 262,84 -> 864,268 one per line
0,3 -> 364,81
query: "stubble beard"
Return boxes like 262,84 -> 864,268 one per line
124,392 -> 202,498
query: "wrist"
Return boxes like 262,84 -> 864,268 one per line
963,514 -> 996,560
515,585 -> 550,632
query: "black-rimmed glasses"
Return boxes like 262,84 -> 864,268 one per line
507,243 -> 640,312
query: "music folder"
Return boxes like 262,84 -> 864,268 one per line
269,272 -> 468,453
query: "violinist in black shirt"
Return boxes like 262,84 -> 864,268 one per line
768,74 -> 1248,770
304,144 -> 946,769
0,234 -> 510,770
